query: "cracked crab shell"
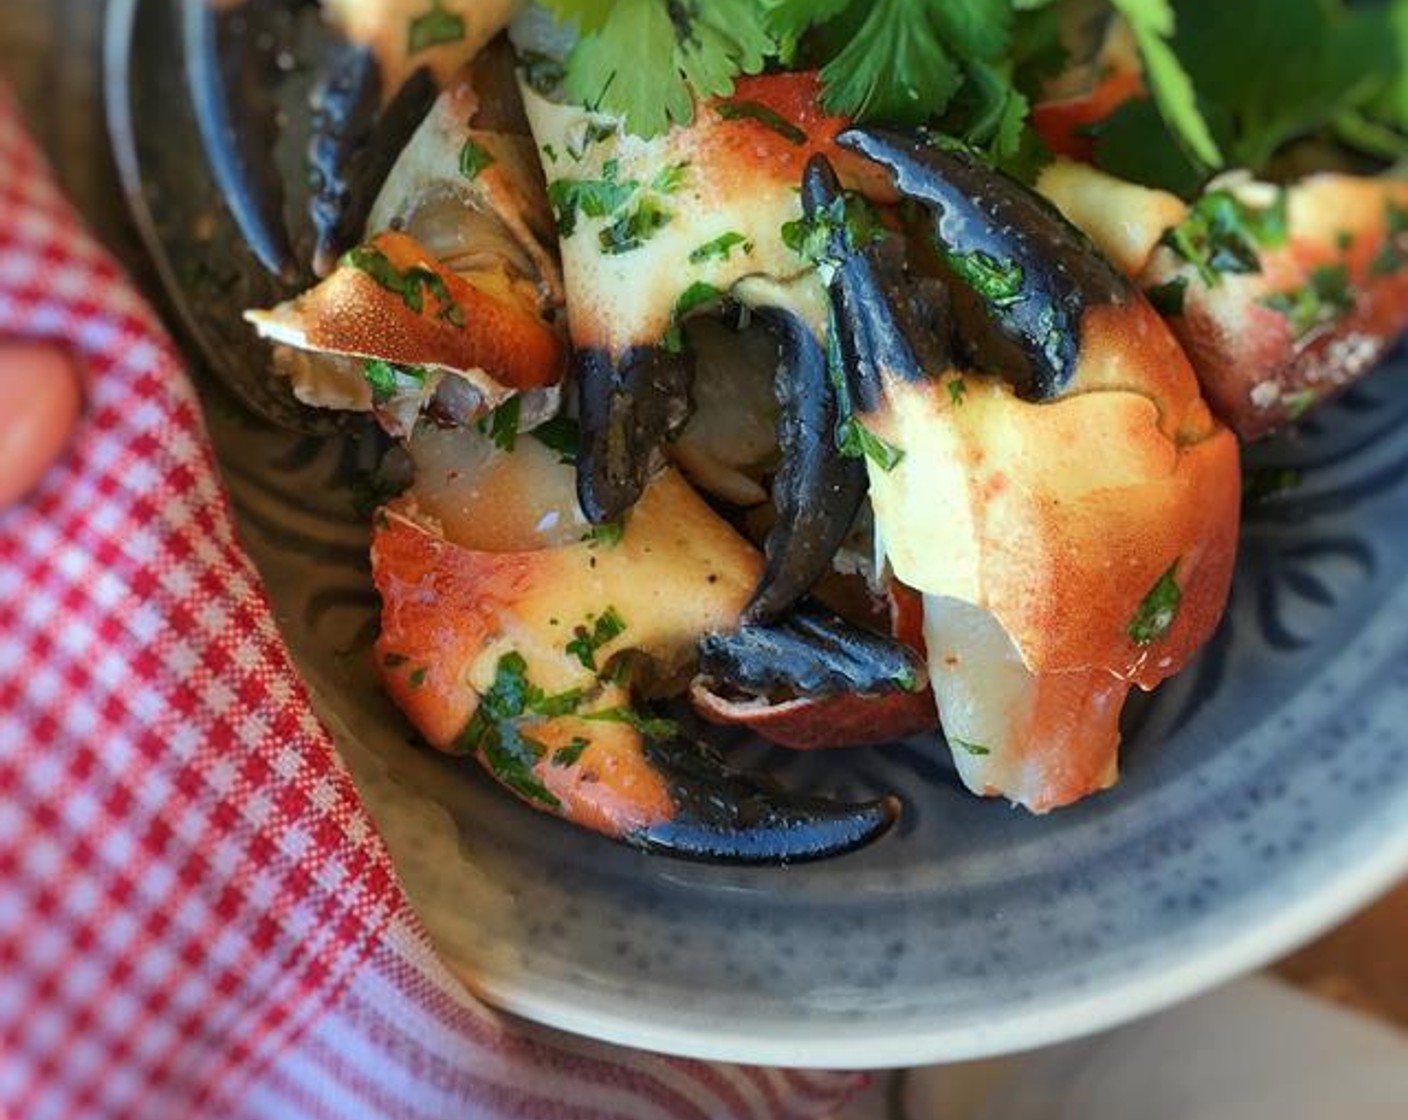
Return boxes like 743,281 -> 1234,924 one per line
520,72 -> 895,354
246,230 -> 565,402
871,298 -> 1241,692
1139,175 -> 1408,440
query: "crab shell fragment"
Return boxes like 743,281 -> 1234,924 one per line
1040,162 -> 1408,442
520,71 -> 895,355
1140,176 -> 1408,441
371,435 -> 899,860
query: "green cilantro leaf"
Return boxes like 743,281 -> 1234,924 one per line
837,417 -> 904,472
551,737 -> 593,767
1260,264 -> 1354,340
1128,560 -> 1183,646
817,0 -> 963,127
558,0 -> 772,139
1095,0 -> 1406,194
362,359 -> 427,405
715,99 -> 807,144
1109,0 -> 1222,171
407,0 -> 465,55
476,396 -> 522,453
688,232 -> 753,264
565,608 -> 627,671
529,416 -> 581,464
582,706 -> 681,740
459,139 -> 495,180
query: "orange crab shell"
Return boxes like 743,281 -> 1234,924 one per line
690,684 -> 936,751
250,230 -> 565,393
522,71 -> 897,355
1140,176 -> 1408,441
1032,66 -> 1144,164
871,298 -> 1241,693
369,470 -> 762,835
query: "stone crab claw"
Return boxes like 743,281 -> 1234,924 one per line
1039,163 -> 1408,440
520,72 -> 896,623
813,134 -> 1241,811
691,601 -> 934,751
244,67 -> 565,435
183,0 -> 526,278
370,427 -> 898,863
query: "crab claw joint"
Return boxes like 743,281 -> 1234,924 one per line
371,434 -> 897,863
816,134 -> 1241,812
524,73 -> 886,619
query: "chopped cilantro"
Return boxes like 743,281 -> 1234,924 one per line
551,737 -> 592,768
837,417 -> 904,472
459,138 -> 495,180
1260,264 -> 1354,340
951,737 -> 991,757
582,521 -> 625,547
599,196 -> 672,255
565,608 -> 627,671
476,396 -> 522,453
407,0 -> 465,55
547,174 -> 638,238
1161,190 -> 1288,288
688,232 -> 753,264
1145,276 -> 1190,316
458,653 -> 561,809
782,192 -> 884,268
1283,388 -> 1319,420
663,281 -> 723,352
530,416 -> 580,464
341,244 -> 464,325
715,99 -> 806,144
947,378 -> 966,406
1128,560 -> 1183,646
943,249 -> 1024,306
535,688 -> 586,718
409,667 -> 428,688
582,705 -> 680,741
362,359 -> 427,405
650,161 -> 690,194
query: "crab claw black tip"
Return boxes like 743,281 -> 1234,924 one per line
701,601 -> 926,701
309,48 -> 440,276
182,0 -> 298,281
835,127 -> 1128,399
576,345 -> 695,524
631,735 -> 900,863
801,153 -> 950,411
743,308 -> 868,626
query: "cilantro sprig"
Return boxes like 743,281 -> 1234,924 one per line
542,0 -> 1057,161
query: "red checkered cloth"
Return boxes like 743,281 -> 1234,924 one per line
0,88 -> 863,1119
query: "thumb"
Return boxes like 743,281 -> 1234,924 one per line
0,342 -> 83,509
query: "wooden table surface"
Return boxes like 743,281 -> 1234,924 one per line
5,0 -> 1406,1031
